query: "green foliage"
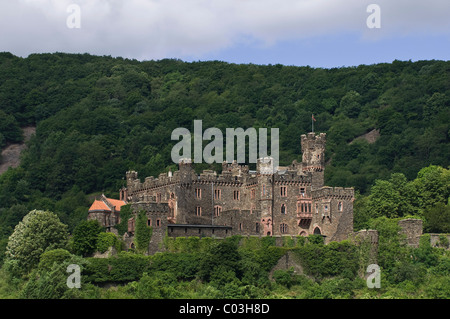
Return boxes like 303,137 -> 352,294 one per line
368,217 -> 409,277
71,220 -> 103,257
150,252 -> 200,280
38,249 -> 73,272
83,252 -> 151,283
4,210 -> 68,276
424,203 -> 450,233
134,211 -> 152,254
198,238 -> 241,282
292,240 -> 358,280
132,272 -> 181,299
114,204 -> 132,235
96,232 -> 120,254
307,234 -> 325,245
355,165 -> 450,224
0,54 -> 449,299
0,110 -> 23,146
20,253 -> 86,299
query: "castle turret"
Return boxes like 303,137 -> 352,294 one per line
256,157 -> 276,236
126,171 -> 138,188
301,132 -> 326,189
178,158 -> 194,183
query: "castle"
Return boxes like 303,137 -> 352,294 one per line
88,132 -> 355,253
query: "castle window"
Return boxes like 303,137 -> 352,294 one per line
280,186 -> 287,197
256,222 -> 260,233
156,219 -> 161,227
196,206 -> 202,216
250,189 -> 256,199
214,189 -> 221,200
280,223 -> 288,234
214,205 -> 222,216
157,193 -> 162,202
315,204 -> 318,214
300,187 -> 305,197
262,185 -> 266,196
239,223 -> 243,231
147,218 -> 152,227
233,190 -> 240,200
308,203 -> 311,213
338,202 -> 343,212
324,204 -> 329,212
281,204 -> 286,214
195,188 -> 202,199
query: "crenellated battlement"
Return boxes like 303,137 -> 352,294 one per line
311,186 -> 354,200
131,201 -> 170,213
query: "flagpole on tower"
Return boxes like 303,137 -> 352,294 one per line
312,114 -> 316,133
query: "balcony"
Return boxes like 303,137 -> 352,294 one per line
297,212 -> 312,219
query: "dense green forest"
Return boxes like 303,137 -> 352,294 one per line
0,52 -> 449,299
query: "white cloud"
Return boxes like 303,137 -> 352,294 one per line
0,0 -> 449,60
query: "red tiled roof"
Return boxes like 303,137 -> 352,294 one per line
106,198 -> 127,211
88,197 -> 127,213
88,200 -> 111,212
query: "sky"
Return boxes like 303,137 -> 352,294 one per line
0,0 -> 449,68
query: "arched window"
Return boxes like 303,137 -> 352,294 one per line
281,204 -> 286,214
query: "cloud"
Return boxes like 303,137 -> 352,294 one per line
0,0 -> 449,60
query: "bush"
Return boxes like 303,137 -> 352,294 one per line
20,254 -> 86,299
96,232 -> 120,253
198,239 -> 241,282
71,220 -> 103,257
133,272 -> 181,299
83,252 -> 151,283
150,252 -> 200,280
4,210 -> 69,276
38,249 -> 73,272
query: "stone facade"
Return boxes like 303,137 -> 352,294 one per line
117,131 -> 355,252
398,218 -> 423,248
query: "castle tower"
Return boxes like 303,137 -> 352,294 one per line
257,157 -> 275,236
126,171 -> 138,192
311,186 -> 354,243
178,158 -> 194,183
301,132 -> 326,189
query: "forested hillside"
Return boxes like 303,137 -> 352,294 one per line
1,52 -> 449,194
0,52 -> 449,299
0,52 -> 449,231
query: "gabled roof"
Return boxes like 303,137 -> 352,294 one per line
106,198 -> 127,211
88,196 -> 127,213
88,200 -> 110,212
